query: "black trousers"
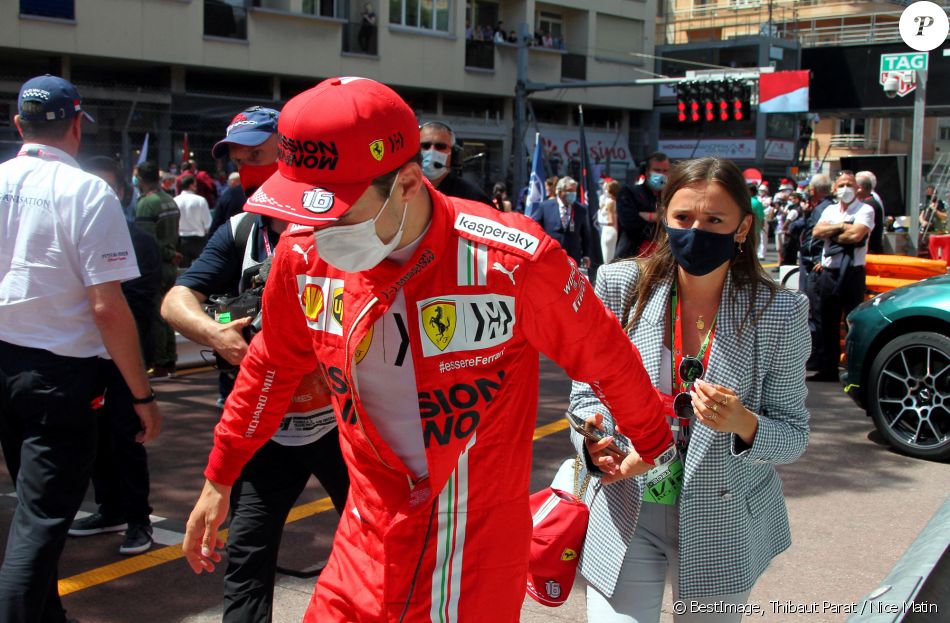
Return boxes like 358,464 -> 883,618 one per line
90,360 -> 151,525
799,261 -> 823,370
817,265 -> 866,376
178,235 -> 207,269
223,429 -> 350,623
0,341 -> 99,623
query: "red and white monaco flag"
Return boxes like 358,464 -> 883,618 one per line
759,70 -> 809,113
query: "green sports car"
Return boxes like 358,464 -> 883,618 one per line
843,274 -> 950,460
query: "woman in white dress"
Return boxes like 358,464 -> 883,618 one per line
599,180 -> 620,263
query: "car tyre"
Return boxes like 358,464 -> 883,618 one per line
868,331 -> 950,461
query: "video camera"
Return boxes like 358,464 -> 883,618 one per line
203,257 -> 272,372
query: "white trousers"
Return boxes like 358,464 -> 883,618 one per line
586,502 -> 752,623
600,225 -> 618,264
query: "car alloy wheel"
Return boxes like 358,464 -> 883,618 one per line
868,331 -> 950,461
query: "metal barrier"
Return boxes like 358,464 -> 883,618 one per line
848,495 -> 950,622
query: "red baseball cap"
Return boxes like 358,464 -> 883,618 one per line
244,77 -> 420,226
525,487 -> 588,607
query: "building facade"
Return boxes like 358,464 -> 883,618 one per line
2,0 -> 660,190
654,0 -> 950,208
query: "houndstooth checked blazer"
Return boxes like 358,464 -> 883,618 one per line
570,259 -> 810,600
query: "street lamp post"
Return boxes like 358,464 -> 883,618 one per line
907,68 -> 927,256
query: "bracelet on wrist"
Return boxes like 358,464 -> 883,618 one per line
131,389 -> 156,405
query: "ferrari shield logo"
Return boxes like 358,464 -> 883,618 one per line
354,327 -> 373,364
301,283 -> 324,322
561,548 -> 578,562
369,139 -> 385,161
421,300 -> 456,351
332,287 -> 344,327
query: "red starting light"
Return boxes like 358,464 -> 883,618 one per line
733,98 -> 744,121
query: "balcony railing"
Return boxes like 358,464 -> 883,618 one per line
561,53 -> 586,81
342,21 -> 377,55
465,40 -> 495,71
830,134 -> 868,149
657,1 -> 936,47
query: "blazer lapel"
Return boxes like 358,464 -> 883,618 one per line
630,274 -> 672,383
682,272 -> 750,486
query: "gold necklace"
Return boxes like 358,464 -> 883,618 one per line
696,315 -> 705,331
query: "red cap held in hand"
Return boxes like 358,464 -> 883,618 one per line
525,487 -> 588,607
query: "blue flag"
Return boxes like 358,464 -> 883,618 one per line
525,132 -> 544,217
136,133 -> 150,167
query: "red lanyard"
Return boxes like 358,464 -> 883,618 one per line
670,281 -> 716,394
261,226 -> 274,258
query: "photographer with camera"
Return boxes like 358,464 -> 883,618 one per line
161,107 -> 349,622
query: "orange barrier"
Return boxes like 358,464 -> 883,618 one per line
864,254 -> 947,280
864,253 -> 947,295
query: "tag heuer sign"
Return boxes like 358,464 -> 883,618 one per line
879,52 -> 928,97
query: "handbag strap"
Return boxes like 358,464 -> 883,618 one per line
573,455 -> 592,500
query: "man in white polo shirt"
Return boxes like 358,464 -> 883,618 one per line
175,173 -> 212,267
809,170 -> 875,382
0,75 -> 162,623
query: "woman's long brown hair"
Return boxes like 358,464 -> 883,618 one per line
624,157 -> 777,334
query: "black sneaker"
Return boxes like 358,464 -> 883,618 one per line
69,512 -> 126,537
119,523 -> 153,555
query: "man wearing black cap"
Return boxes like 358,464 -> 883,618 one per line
0,75 -> 161,623
162,106 -> 349,622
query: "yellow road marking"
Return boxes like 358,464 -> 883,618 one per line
534,418 -> 568,440
171,365 -> 216,377
59,418 -> 571,595
761,262 -> 778,268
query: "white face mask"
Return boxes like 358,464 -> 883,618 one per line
836,186 -> 856,205
313,175 -> 407,273
421,148 -> 449,180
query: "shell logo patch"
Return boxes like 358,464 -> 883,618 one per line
301,283 -> 324,321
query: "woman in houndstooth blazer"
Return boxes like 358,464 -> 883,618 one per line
570,158 -> 810,622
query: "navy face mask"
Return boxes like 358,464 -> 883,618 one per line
664,222 -> 739,276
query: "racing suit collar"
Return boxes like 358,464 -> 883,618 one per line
360,178 -> 449,301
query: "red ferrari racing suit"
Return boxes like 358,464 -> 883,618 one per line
205,185 -> 671,622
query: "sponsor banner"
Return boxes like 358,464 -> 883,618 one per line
455,213 -> 540,256
297,275 -> 345,335
417,294 -> 515,357
764,140 -> 795,161
657,139 -> 757,160
535,128 -> 633,166
457,239 -> 488,286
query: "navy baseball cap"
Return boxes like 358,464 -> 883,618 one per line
212,107 -> 279,159
18,74 -> 94,123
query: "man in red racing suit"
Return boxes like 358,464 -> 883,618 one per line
183,77 -> 673,623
